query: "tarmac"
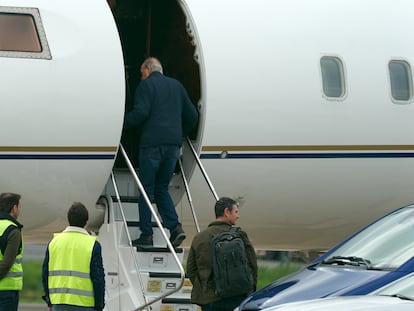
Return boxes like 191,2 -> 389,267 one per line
19,303 -> 44,311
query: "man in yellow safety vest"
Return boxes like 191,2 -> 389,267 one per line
42,202 -> 105,311
0,193 -> 23,311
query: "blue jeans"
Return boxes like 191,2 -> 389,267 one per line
138,145 -> 181,236
0,290 -> 18,311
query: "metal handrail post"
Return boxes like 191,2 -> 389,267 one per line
178,157 -> 200,233
185,137 -> 219,201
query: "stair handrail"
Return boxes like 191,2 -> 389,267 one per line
119,144 -> 185,311
185,137 -> 219,201
178,157 -> 200,233
110,172 -> 149,307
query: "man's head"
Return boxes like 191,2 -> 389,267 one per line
140,57 -> 163,80
68,202 -> 88,228
0,193 -> 21,219
215,197 -> 240,225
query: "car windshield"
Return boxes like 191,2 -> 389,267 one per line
376,273 -> 414,300
322,205 -> 414,269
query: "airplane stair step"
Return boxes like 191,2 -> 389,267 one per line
162,297 -> 192,304
111,195 -> 139,203
159,298 -> 200,311
150,299 -> 200,311
133,247 -> 185,273
135,246 -> 184,253
145,272 -> 193,299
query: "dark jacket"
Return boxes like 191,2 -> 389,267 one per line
186,221 -> 258,305
124,71 -> 198,147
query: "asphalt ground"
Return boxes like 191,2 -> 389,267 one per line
19,303 -> 45,311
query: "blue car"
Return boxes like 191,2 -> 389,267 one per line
237,204 -> 414,310
259,272 -> 414,311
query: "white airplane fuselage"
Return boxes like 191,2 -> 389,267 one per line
1,0 -> 414,251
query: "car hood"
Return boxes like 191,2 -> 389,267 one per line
240,266 -> 388,310
264,295 -> 414,311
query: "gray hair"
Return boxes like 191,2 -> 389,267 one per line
144,57 -> 163,74
149,62 -> 163,74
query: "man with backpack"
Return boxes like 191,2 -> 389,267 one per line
187,197 -> 257,311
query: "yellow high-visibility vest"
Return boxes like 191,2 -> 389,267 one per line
0,219 -> 23,290
48,231 -> 97,307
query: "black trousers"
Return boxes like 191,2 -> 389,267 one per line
0,290 -> 18,311
201,295 -> 246,311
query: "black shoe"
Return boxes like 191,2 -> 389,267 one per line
132,235 -> 153,248
170,226 -> 186,247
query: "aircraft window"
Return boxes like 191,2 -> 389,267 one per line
0,13 -> 41,52
320,56 -> 345,98
0,7 -> 51,59
389,60 -> 413,102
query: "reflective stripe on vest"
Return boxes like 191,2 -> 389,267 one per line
48,232 -> 97,307
0,220 -> 23,290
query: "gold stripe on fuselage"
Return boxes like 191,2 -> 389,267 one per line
201,145 -> 414,152
0,146 -> 118,152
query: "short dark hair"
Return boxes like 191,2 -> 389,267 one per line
68,202 -> 88,227
0,193 -> 21,213
215,197 -> 238,218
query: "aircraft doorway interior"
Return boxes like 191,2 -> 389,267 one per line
107,0 -> 202,169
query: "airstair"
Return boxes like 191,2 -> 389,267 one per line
97,139 -> 217,311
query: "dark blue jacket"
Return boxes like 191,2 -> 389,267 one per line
124,71 -> 198,147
